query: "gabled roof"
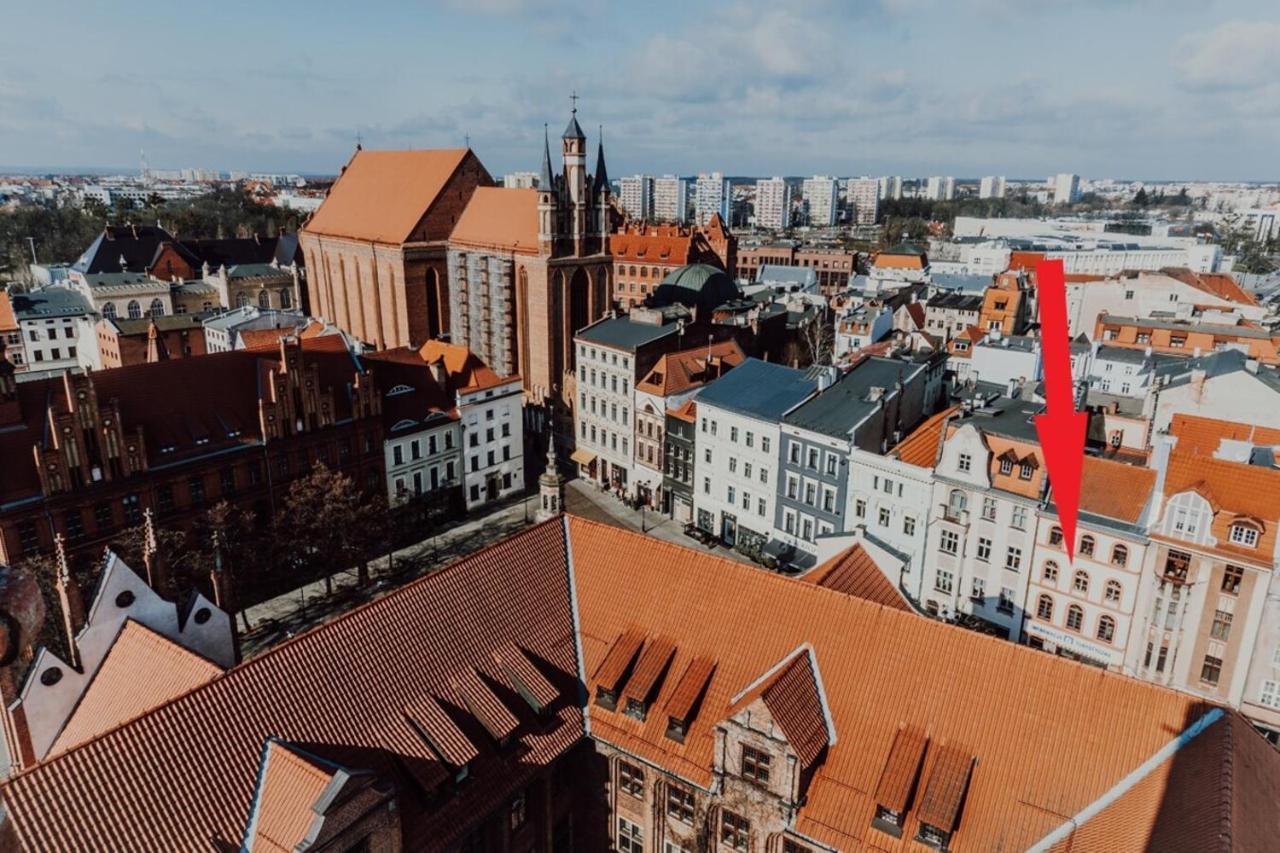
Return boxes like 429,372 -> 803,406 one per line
72,224 -> 178,274
1075,456 -> 1156,525
728,646 -> 833,768
892,405 -> 958,468
1169,413 -> 1280,457
799,545 -> 912,611
1161,267 -> 1257,306
303,148 -> 473,244
449,187 -> 539,255
636,339 -> 745,397
48,620 -> 222,756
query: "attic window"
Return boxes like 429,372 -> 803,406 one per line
593,627 -> 646,711
662,656 -> 715,743
872,726 -> 928,839
1230,522 -> 1260,548
388,383 -> 414,396
914,744 -> 975,851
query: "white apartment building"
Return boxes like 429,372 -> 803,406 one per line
1053,173 -> 1082,205
618,175 -> 654,221
801,176 -> 839,226
754,177 -> 791,230
652,175 -> 688,223
978,176 -> 1006,199
573,338 -> 639,491
502,171 -> 540,189
925,176 -> 955,201
878,176 -> 903,200
5,287 -> 95,376
691,359 -> 817,551
921,401 -> 1044,638
459,374 -> 525,510
845,178 -> 879,226
847,439 -> 939,602
694,172 -> 730,225
1065,269 -> 1264,337
385,413 -> 462,507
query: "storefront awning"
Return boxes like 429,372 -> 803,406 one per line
570,448 -> 597,466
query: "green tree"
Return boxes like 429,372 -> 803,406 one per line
273,463 -> 388,594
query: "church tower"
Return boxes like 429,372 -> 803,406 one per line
592,127 -> 611,246
537,125 -> 558,256
537,434 -> 566,521
562,98 -> 588,255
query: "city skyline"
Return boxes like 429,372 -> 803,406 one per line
2,1 -> 1278,181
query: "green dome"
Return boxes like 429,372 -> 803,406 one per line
651,264 -> 740,313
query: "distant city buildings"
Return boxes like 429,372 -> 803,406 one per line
801,175 -> 839,226
979,175 -> 1007,199
652,174 -> 688,223
754,177 -> 790,230
845,177 -> 880,225
501,170 -> 540,189
694,171 -> 730,225
924,176 -> 956,201
1053,172 -> 1082,205
618,174 -> 653,220
878,175 -> 903,200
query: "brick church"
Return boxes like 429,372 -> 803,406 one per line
300,104 -> 616,405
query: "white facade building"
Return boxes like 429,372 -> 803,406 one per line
652,175 -> 688,224
694,172 -> 730,225
459,375 -> 525,510
573,339 -> 639,491
619,175 -> 654,221
754,178 -> 791,230
7,287 -> 95,376
1053,173 -> 1082,205
801,176 -> 839,226
502,171 -> 540,189
847,446 -> 937,602
925,176 -> 955,201
385,414 -> 462,507
878,176 -> 903,200
978,176 -> 1007,199
845,178 -> 879,225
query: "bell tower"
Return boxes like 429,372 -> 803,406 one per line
561,92 -> 588,256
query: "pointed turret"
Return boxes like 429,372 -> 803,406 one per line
145,319 -> 167,364
539,124 -> 556,191
537,432 -> 566,521
562,110 -> 586,142
592,126 -> 610,196
142,508 -> 169,594
54,535 -> 85,670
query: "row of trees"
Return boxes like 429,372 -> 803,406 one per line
20,463 -> 445,658
0,188 -> 309,279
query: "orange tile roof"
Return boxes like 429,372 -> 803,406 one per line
1162,267 -> 1257,306
875,725 -> 928,813
0,519 -> 583,851
0,290 -> 17,333
1008,251 -> 1045,271
416,339 -> 510,391
799,545 -> 912,611
303,148 -> 471,244
892,405 -> 958,468
667,399 -> 697,422
1169,413 -> 1280,457
874,253 -> 926,270
636,339 -> 746,396
1076,456 -> 1156,523
567,515 -> 1248,851
247,740 -> 337,853
49,621 -> 222,756
611,222 -> 696,264
1160,451 -> 1280,562
448,187 -> 539,255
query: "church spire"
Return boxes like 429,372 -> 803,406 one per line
592,125 -> 610,196
54,534 -> 85,670
539,123 -> 556,191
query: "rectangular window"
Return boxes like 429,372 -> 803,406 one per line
802,518 -> 814,541
940,530 -> 959,555
784,510 -> 796,534
157,484 -> 174,514
789,443 -> 800,464
762,436 -> 770,453
826,455 -> 837,476
666,784 -> 695,824
393,445 -> 404,465
1005,546 -> 1022,572
94,502 -> 113,532
619,761 -> 645,798
730,426 -> 738,442
1011,506 -> 1028,530
970,577 -> 985,601
720,812 -> 750,851
618,817 -> 644,853
982,497 -> 997,521
1262,680 -> 1280,709
903,516 -> 916,536
958,452 -> 971,472
998,587 -> 1015,614
188,476 -> 205,506
742,744 -> 770,784
1210,610 -> 1233,641
935,569 -> 953,593
1200,655 -> 1222,686
1222,564 -> 1243,594
855,498 -> 866,518
976,537 -> 991,562
728,458 -> 737,474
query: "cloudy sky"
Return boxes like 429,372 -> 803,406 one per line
2,0 -> 1277,180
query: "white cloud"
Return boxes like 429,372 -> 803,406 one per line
1175,19 -> 1280,91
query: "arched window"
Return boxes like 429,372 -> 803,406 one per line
1079,535 -> 1096,557
1049,526 -> 1064,547
1042,560 -> 1059,582
148,298 -> 165,317
948,489 -> 967,514
1097,615 -> 1116,643
651,267 -> 660,278
126,300 -> 141,319
279,288 -> 292,309
1105,580 -> 1122,603
1037,594 -> 1054,620
1066,605 -> 1084,631
639,266 -> 648,278
1111,544 -> 1128,567
102,302 -> 117,319
258,290 -> 271,309
629,265 -> 636,276
1073,570 -> 1090,594
236,292 -> 250,308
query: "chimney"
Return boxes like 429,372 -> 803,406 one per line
1007,378 -> 1019,397
54,535 -> 85,671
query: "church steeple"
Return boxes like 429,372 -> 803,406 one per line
592,126 -> 610,196
539,123 -> 556,191
561,93 -> 588,255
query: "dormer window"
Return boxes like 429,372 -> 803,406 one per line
742,744 -> 771,785
1229,523 -> 1260,548
594,686 -> 618,710
624,697 -> 646,720
999,458 -> 1013,475
917,822 -> 952,849
1018,463 -> 1034,480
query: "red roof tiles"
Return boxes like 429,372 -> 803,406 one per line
449,187 -> 539,255
1169,413 -> 1280,457
636,340 -> 745,397
892,405 -> 958,468
800,545 -> 911,611
875,725 -> 928,813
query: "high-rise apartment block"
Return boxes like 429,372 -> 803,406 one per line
845,177 -> 880,225
754,177 -> 791,230
652,174 -> 688,223
802,175 -> 839,226
979,175 -> 1007,199
694,172 -> 730,225
619,174 -> 654,220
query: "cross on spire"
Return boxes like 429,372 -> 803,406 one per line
570,90 -> 579,114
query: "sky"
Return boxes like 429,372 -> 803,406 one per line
2,0 -> 1278,181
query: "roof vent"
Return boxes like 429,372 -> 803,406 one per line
593,627 -> 645,711
620,636 -> 676,721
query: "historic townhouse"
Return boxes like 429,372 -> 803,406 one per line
921,398 -> 1045,637
774,355 -> 940,565
693,359 -> 819,555
632,340 -> 744,510
1025,456 -> 1158,671
1128,421 -> 1280,725
610,216 -> 735,308
8,517 -> 1279,850
663,401 -> 698,524
0,336 -> 384,578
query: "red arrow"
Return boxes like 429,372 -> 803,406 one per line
1033,259 -> 1087,563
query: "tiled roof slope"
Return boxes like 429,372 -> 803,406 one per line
1169,413 -> 1280,456
891,405 -> 958,468
1077,455 -> 1156,524
245,740 -> 339,853
0,290 -> 19,332
1161,451 -> 1280,560
449,187 -> 539,254
49,620 -> 222,756
0,519 -> 583,852
303,149 -> 471,244
566,516 -> 1255,852
800,545 -> 911,611
1162,267 -> 1257,306
636,339 -> 745,396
